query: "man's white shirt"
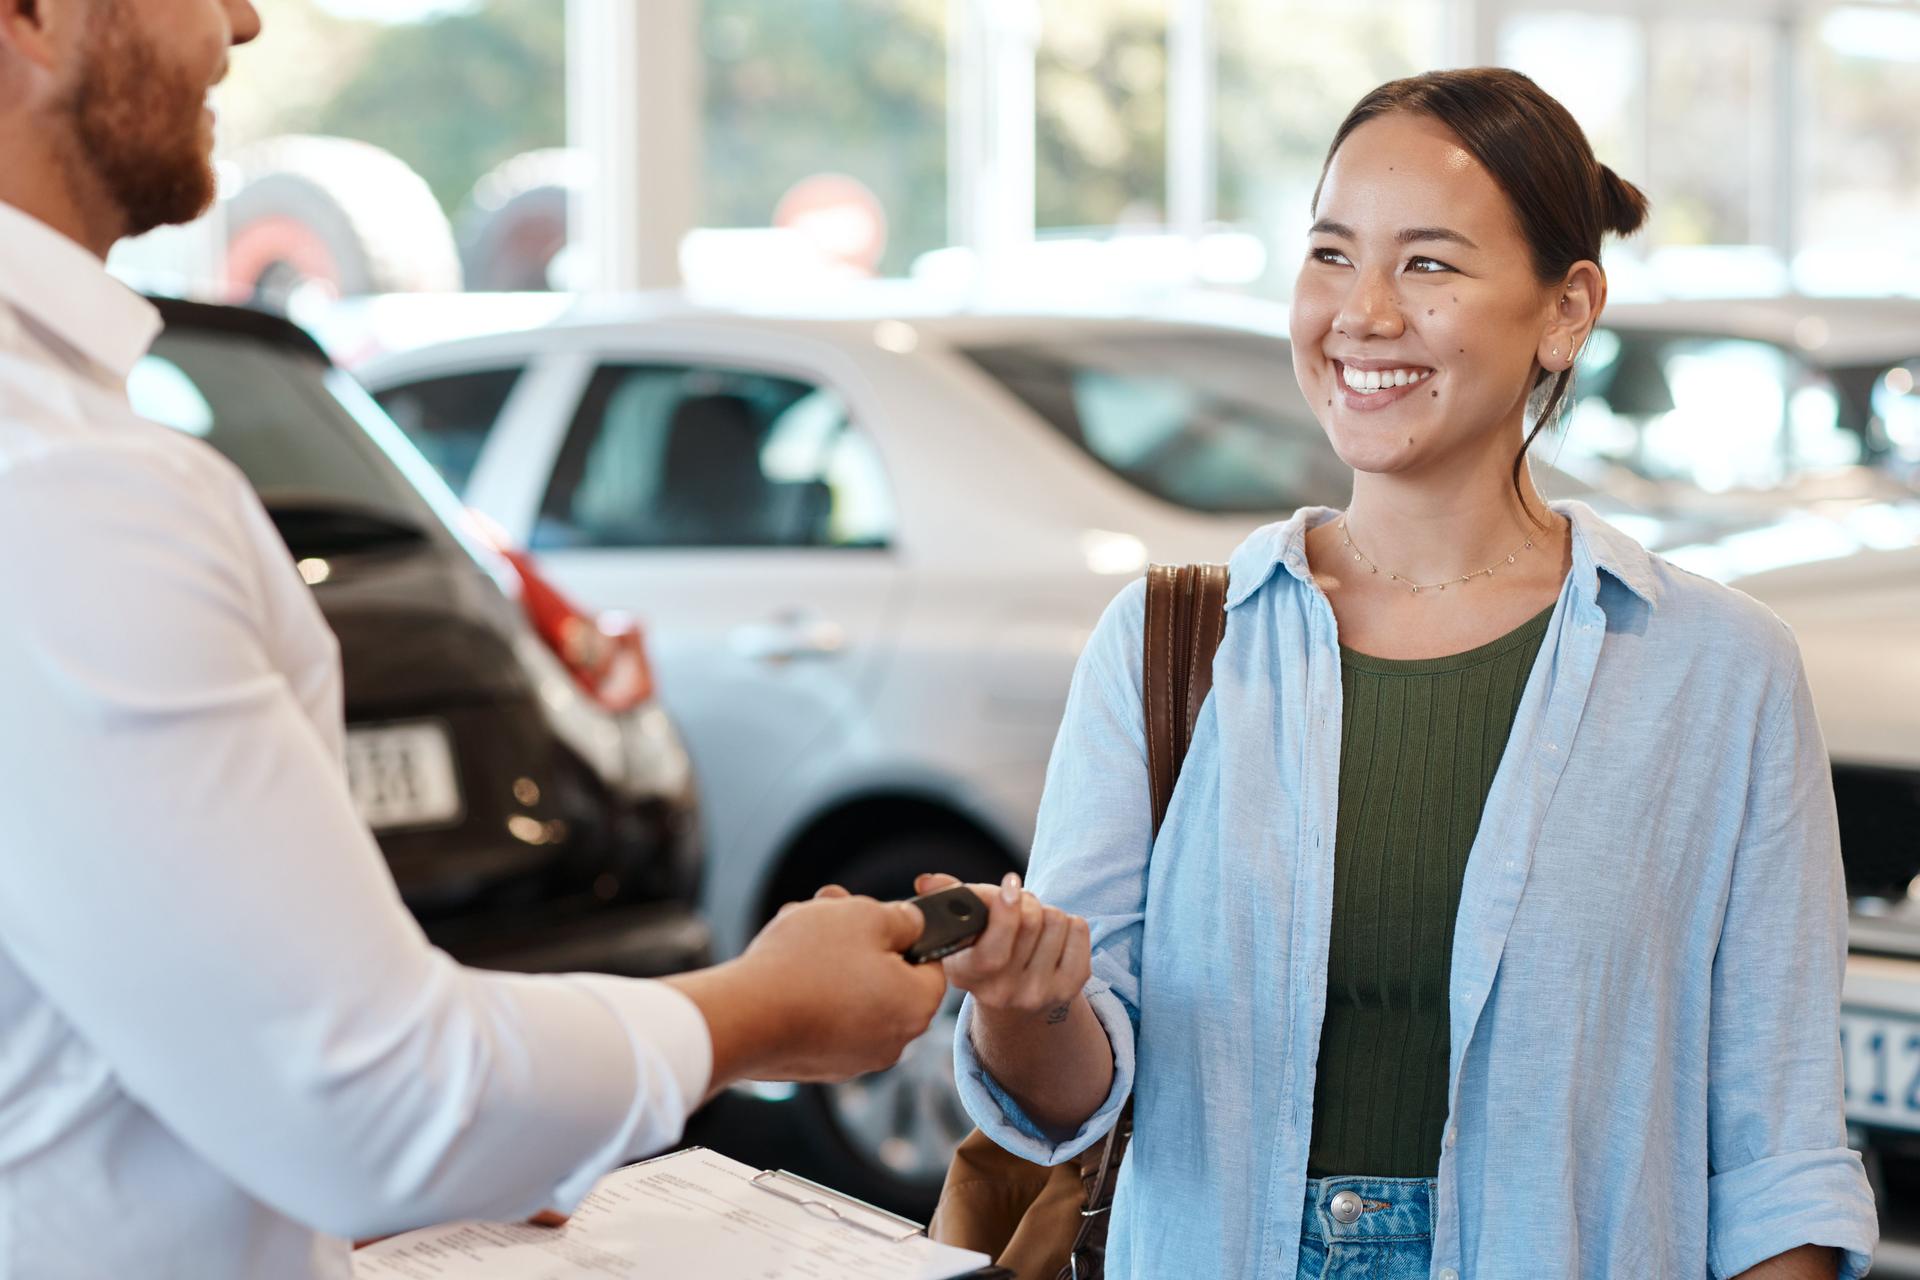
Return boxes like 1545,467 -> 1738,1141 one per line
0,201 -> 712,1279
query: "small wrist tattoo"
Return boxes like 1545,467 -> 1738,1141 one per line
1044,1003 -> 1071,1025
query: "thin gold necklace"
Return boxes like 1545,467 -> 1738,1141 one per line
1337,515 -> 1539,596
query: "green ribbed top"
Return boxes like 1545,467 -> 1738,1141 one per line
1306,604 -> 1555,1179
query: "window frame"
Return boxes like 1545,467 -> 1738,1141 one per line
533,355 -> 898,554
370,363 -> 529,497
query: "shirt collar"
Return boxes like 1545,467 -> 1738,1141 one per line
0,200 -> 162,383
1226,498 -> 1660,612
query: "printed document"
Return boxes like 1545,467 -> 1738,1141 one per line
352,1147 -> 991,1279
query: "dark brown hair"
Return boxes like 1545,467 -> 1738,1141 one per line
1316,67 -> 1649,517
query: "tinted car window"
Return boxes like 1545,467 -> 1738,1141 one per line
963,329 -> 1348,514
132,332 -> 426,514
1845,359 -> 1920,479
129,328 -> 459,559
1568,330 -> 1859,493
373,367 -> 523,494
534,364 -> 893,550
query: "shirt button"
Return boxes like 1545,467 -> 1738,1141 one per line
1445,1125 -> 1458,1147
1440,1269 -> 1460,1280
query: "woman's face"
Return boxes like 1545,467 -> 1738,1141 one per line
1290,111 -> 1560,480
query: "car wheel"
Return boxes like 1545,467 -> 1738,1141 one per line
794,833 -> 1011,1218
457,149 -> 576,291
224,135 -> 463,305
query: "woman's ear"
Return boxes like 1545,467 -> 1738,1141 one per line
1539,260 -> 1606,372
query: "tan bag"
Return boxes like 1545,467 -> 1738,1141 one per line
929,564 -> 1230,1280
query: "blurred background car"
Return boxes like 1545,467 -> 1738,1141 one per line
1562,298 -> 1920,524
134,297 -> 709,981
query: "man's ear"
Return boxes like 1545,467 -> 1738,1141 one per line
0,0 -> 65,77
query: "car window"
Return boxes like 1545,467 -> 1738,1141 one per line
1567,330 -> 1860,493
130,329 -> 430,522
533,363 -> 894,551
371,366 -> 523,494
962,329 -> 1348,514
1869,361 -> 1920,468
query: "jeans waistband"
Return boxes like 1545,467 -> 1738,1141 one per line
1302,1175 -> 1437,1242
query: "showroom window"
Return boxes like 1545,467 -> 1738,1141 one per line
373,367 -> 525,495
703,0 -> 948,277
965,328 -> 1349,514
1802,6 -> 1920,291
1642,16 -> 1775,252
535,364 -> 894,551
1035,0 -> 1168,231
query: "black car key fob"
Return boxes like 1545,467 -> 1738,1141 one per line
904,886 -> 989,964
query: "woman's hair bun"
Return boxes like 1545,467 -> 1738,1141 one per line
1598,164 -> 1650,238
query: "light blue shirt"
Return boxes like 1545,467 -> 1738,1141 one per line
955,501 -> 1877,1280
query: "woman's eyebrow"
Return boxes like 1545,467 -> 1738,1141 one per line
1307,220 -> 1480,251
1398,226 -> 1479,249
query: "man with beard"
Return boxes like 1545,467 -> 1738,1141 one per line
0,4 -> 951,1277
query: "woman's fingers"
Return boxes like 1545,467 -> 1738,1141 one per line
914,872 -> 963,895
962,875 -> 1024,973
1005,891 -> 1047,975
1032,906 -> 1073,976
1060,916 -> 1093,986
932,875 -> 1095,1014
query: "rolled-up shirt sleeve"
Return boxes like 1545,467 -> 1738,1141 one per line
954,578 -> 1153,1165
1706,640 -> 1877,1279
0,443 -> 710,1240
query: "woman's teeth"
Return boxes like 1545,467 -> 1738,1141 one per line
1341,365 -> 1433,392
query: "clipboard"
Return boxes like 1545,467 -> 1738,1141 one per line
738,1165 -> 1012,1278
740,1164 -> 1013,1278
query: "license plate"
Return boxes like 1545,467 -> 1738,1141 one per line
1841,1008 -> 1920,1131
345,721 -> 462,832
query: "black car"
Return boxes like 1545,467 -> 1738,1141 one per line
133,298 -> 709,976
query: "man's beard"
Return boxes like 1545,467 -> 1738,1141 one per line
59,1 -> 217,238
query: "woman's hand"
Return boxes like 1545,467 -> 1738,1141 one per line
914,872 -> 1091,1018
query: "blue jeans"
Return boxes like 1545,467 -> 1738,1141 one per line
1297,1176 -> 1436,1279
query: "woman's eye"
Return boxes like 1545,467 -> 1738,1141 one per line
1310,247 -> 1351,267
1407,256 -> 1454,274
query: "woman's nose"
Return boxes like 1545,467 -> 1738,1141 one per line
1333,269 -> 1405,341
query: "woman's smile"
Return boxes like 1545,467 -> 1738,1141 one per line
1331,358 -> 1437,412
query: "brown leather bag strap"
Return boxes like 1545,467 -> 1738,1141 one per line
1142,562 -> 1230,838
1064,563 -> 1228,1279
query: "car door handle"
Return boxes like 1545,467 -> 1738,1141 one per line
729,613 -> 847,663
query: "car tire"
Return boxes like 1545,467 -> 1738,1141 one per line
457,149 -> 578,292
224,135 -> 463,307
793,832 -> 1011,1218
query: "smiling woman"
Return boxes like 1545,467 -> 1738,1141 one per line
950,64 -> 1877,1280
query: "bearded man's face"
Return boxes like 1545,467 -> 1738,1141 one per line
54,0 -> 235,237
